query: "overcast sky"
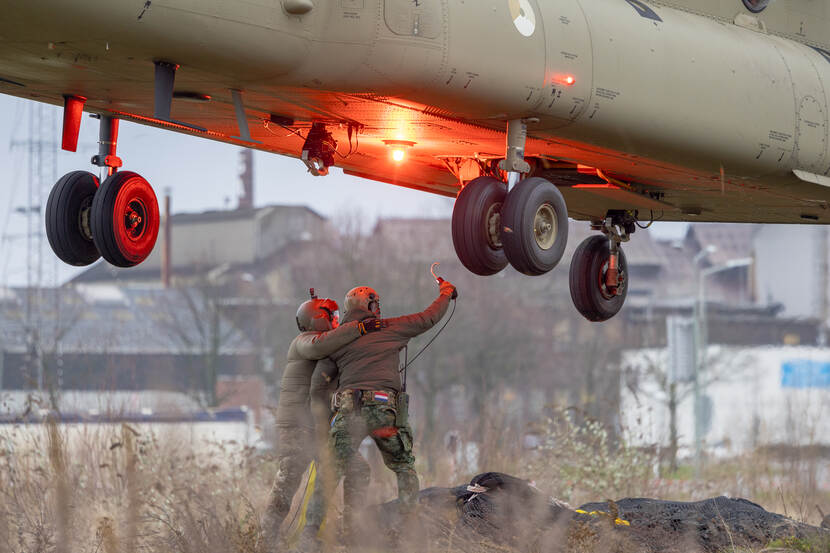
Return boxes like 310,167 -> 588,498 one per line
0,94 -> 685,287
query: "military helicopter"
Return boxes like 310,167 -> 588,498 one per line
0,0 -> 826,321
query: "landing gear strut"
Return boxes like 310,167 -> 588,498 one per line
451,118 -> 569,277
45,113 -> 159,268
451,118 -> 635,322
569,213 -> 634,322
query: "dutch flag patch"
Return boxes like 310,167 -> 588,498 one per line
373,392 -> 389,403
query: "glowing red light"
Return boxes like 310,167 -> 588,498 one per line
383,139 -> 416,163
551,74 -> 577,86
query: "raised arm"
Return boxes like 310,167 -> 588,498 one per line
385,281 -> 455,339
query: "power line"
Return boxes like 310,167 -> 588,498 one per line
4,103 -> 61,390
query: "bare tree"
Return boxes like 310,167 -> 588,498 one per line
623,347 -> 752,472
3,287 -> 82,410
158,279 -> 246,407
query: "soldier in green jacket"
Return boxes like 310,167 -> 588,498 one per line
265,293 -> 380,550
320,280 -> 456,535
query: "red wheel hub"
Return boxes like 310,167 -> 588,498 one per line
598,259 -> 626,300
112,175 -> 159,263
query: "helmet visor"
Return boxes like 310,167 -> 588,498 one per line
322,307 -> 340,328
318,298 -> 340,328
367,294 -> 380,317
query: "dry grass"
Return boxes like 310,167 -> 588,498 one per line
500,407 -> 830,530
0,423 -> 272,553
0,415 -> 827,553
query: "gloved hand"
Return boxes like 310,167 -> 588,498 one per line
358,317 -> 383,335
439,280 -> 457,298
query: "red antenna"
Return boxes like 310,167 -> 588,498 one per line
309,288 -> 317,299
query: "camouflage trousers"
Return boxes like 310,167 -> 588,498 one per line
266,427 -> 372,550
329,395 -> 418,531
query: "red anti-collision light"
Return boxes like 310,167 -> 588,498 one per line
551,74 -> 576,86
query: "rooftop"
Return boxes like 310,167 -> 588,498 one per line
687,223 -> 760,266
0,285 -> 254,354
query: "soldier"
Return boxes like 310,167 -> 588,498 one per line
306,357 -> 372,546
321,280 -> 456,535
265,292 -> 381,550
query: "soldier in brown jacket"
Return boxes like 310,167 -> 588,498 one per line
265,293 -> 380,550
320,281 -> 456,535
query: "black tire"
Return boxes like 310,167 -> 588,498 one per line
569,235 -> 628,322
451,176 -> 509,276
91,171 -> 160,268
45,171 -> 101,266
501,177 -> 569,276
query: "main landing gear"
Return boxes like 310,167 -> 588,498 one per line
46,109 -> 159,268
451,176 -> 569,276
450,119 -> 634,322
452,180 -> 633,322
451,118 -> 570,277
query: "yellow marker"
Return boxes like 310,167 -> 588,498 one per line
573,508 -> 631,527
286,460 -> 318,546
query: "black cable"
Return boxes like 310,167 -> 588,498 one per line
635,209 -> 665,229
263,119 -> 305,140
400,299 -> 457,372
335,123 -> 361,159
334,140 -> 353,159
635,210 -> 654,229
279,122 -> 305,140
335,125 -> 351,159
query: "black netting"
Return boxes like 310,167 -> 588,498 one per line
577,495 -> 811,552
367,473 -> 827,553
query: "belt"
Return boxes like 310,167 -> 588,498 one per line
332,389 -> 398,411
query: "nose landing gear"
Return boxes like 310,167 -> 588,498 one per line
45,113 -> 160,268
569,214 -> 634,322
91,171 -> 159,267
44,171 -> 101,266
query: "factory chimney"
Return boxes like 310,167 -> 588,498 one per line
238,149 -> 254,210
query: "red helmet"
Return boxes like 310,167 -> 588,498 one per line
296,298 -> 340,332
